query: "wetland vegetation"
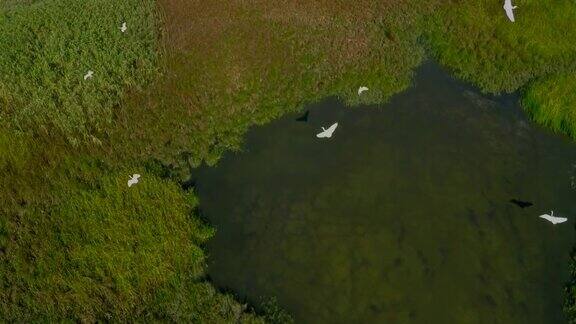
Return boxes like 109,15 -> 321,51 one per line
0,0 -> 575,322
195,62 -> 576,323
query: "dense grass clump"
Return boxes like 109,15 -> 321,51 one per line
1,0 -> 576,321
523,74 -> 576,139
425,0 -> 576,93
0,0 -> 158,140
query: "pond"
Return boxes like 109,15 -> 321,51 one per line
193,62 -> 576,323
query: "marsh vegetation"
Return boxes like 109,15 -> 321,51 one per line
195,63 -> 576,323
1,0 -> 575,322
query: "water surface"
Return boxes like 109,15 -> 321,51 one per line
194,63 -> 576,323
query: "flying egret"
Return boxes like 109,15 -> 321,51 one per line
316,123 -> 338,138
127,174 -> 141,187
120,22 -> 127,33
503,0 -> 517,22
539,211 -> 567,225
358,86 -> 369,95
84,70 -> 94,80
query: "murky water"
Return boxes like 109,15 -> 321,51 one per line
194,63 -> 576,323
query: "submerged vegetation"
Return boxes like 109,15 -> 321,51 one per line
0,0 -> 575,321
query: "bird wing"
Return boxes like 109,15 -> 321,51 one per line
539,214 -> 552,222
316,131 -> 328,138
540,214 -> 568,224
505,8 -> 515,22
503,2 -> 515,22
327,123 -> 338,133
554,217 -> 568,224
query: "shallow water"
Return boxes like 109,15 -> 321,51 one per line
194,62 -> 576,323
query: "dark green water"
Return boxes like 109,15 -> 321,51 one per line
194,63 -> 576,323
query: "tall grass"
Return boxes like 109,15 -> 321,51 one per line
107,0 -> 433,179
0,0 -> 158,141
0,0 -> 268,321
3,170 -> 206,321
523,74 -> 576,140
0,129 -> 266,322
425,0 -> 576,94
1,0 -> 576,321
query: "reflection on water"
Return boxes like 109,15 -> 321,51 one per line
194,63 -> 576,323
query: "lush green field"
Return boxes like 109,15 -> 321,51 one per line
1,0 -> 575,322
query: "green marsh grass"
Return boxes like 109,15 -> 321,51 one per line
425,0 -> 576,94
0,0 -> 266,321
0,131 -> 265,322
1,0 -> 576,321
109,0 -> 433,179
523,74 -> 576,140
0,0 -> 158,140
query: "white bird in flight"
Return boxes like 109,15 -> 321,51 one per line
316,123 -> 338,138
503,0 -> 517,22
83,70 -> 94,80
127,174 -> 141,187
358,86 -> 369,96
120,22 -> 127,33
539,211 -> 567,225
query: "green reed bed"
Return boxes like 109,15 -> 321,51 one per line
425,0 -> 576,94
110,0 -> 432,179
0,0 -> 266,321
0,0 -> 158,141
425,0 -> 576,139
523,74 -> 576,140
0,129 -> 267,322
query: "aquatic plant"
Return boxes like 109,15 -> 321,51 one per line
259,297 -> 294,324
